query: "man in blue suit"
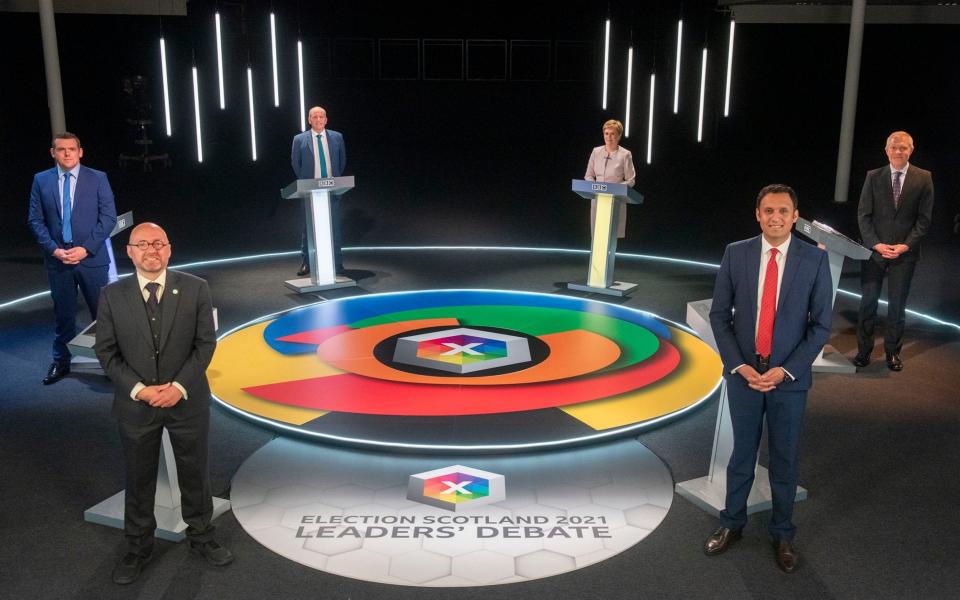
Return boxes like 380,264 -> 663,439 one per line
704,184 -> 833,573
28,132 -> 117,384
291,105 -> 347,276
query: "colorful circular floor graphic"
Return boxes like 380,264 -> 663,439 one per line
209,290 -> 722,450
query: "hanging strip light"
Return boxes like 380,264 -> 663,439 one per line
247,67 -> 257,161
192,67 -> 203,162
723,19 -> 736,117
215,11 -> 225,109
646,73 -> 655,164
624,47 -> 634,137
673,19 -> 683,114
297,40 -> 306,130
602,19 -> 611,110
697,48 -> 707,142
159,38 -> 171,136
270,12 -> 280,107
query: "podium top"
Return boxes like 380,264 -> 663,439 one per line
110,211 -> 134,237
282,176 -> 356,199
571,179 -> 644,204
795,217 -> 871,260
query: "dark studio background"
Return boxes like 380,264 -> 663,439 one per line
0,0 -> 957,308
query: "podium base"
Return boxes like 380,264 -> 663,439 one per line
812,344 -> 857,373
284,275 -> 357,294
567,281 -> 637,297
84,492 -> 231,543
675,466 -> 808,517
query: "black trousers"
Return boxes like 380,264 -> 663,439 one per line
856,254 -> 918,356
118,408 -> 215,556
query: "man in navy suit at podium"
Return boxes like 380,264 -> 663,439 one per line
28,132 -> 117,385
291,105 -> 347,276
704,184 -> 833,573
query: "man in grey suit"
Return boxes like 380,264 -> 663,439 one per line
291,105 -> 347,276
94,223 -> 232,585
854,131 -> 934,371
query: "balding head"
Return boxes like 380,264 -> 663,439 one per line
127,222 -> 171,279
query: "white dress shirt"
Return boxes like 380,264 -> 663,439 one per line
312,129 -> 333,179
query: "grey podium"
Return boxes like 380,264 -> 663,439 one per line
67,210 -> 135,367
675,299 -> 807,516
795,217 -> 872,373
282,176 -> 356,293
567,179 -> 644,296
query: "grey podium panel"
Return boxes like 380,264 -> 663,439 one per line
675,298 -> 807,515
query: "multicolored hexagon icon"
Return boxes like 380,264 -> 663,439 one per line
407,465 -> 506,511
393,327 -> 531,374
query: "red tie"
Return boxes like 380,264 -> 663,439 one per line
756,248 -> 779,357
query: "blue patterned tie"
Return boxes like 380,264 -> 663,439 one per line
892,171 -> 902,209
316,135 -> 328,178
62,172 -> 73,242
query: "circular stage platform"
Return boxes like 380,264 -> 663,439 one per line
209,288 -> 723,451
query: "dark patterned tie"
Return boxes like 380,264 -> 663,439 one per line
892,171 -> 902,209
145,282 -> 160,317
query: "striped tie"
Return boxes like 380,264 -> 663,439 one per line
317,135 -> 328,178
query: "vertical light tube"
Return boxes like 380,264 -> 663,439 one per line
673,19 -> 683,114
697,48 -> 708,142
159,38 -> 172,136
646,73 -> 655,164
192,67 -> 203,162
624,47 -> 634,137
602,19 -> 610,110
215,12 -> 225,109
723,19 -> 736,117
270,12 -> 279,107
297,40 -> 306,130
247,67 -> 257,161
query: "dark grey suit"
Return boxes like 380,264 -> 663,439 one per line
94,270 -> 217,555
856,164 -> 934,356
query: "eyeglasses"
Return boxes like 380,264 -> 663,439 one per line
128,240 -> 170,251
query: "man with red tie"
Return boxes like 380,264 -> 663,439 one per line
704,184 -> 833,573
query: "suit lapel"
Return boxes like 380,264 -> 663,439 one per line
896,168 -> 918,213
777,235 -> 802,319
746,236 -> 761,326
123,277 -> 156,350
158,271 -> 181,351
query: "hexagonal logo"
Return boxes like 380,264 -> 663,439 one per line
393,327 -> 531,374
407,465 -> 506,512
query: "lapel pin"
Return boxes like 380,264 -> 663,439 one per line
172,289 -> 179,295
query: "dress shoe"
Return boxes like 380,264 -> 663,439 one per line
42,362 -> 70,385
704,527 -> 742,555
886,354 -> 903,371
112,552 -> 151,585
773,539 -> 798,573
296,263 -> 310,277
852,353 -> 871,369
191,540 -> 234,566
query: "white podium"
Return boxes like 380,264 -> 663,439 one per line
674,299 -> 807,516
795,218 -> 872,373
282,176 -> 356,293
